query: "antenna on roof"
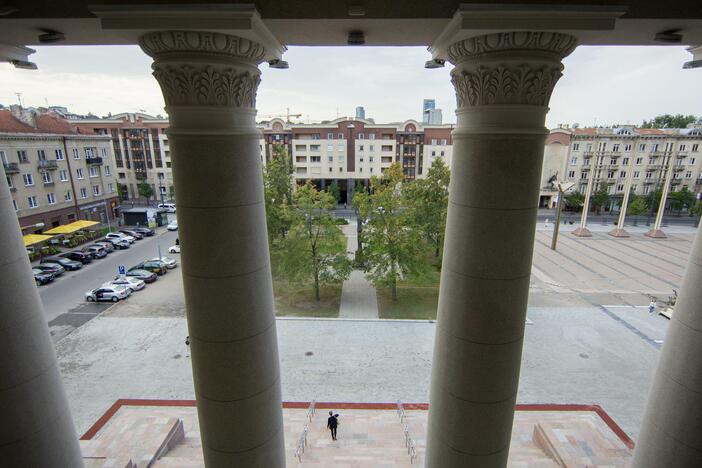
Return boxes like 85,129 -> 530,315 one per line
14,92 -> 23,107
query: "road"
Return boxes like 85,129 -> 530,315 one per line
37,227 -> 179,322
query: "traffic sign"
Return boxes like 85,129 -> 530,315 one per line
118,265 -> 126,275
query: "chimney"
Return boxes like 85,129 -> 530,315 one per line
10,104 -> 37,128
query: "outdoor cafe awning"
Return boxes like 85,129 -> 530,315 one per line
44,220 -> 99,235
23,234 -> 54,247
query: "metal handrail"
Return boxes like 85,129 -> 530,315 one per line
294,400 -> 316,462
397,401 -> 418,464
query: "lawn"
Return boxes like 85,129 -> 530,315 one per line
273,280 -> 342,318
377,285 -> 439,320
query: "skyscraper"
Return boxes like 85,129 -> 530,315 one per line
423,99 -> 442,124
355,106 -> 366,119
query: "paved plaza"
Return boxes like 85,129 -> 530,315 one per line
54,227 -> 695,448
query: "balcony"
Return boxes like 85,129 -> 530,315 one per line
3,162 -> 19,174
86,156 -> 104,165
673,166 -> 684,172
43,181 -> 54,187
37,159 -> 58,170
135,172 -> 148,180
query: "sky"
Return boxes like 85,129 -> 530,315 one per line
0,44 -> 700,129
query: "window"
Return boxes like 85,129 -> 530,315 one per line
570,157 -> 577,165
104,165 -> 111,176
616,184 -> 624,191
338,144 -> 344,151
47,193 -> 56,205
639,143 -> 646,152
648,158 -> 655,164
432,151 -> 436,157
85,148 -> 94,158
370,167 -> 373,173
359,167 -> 363,172
613,144 -> 620,152
310,145 -> 320,152
369,156 -> 374,163
431,138 -> 437,145
37,149 -> 46,160
89,167 -> 99,178
645,171 -> 653,179
12,199 -> 18,211
101,147 -> 108,157
73,148 -> 80,159
17,150 -> 28,162
631,185 -> 637,192
620,171 -> 626,178
22,173 -> 34,186
636,157 -> 643,165
598,142 -> 607,151
690,158 -> 696,165
328,156 -> 333,162
622,157 -> 629,165
581,172 -> 588,179
311,156 -> 321,163
329,167 -> 332,172
327,133 -> 333,139
6,175 -> 12,188
369,134 -> 376,140
624,144 -> 632,152
686,171 -> 693,179
634,171 -> 640,178
55,149 -> 64,160
583,158 -> 590,166
76,168 -> 84,179
440,150 -> 445,157
358,134 -> 364,139
118,172 -> 126,179
369,145 -> 374,152
359,157 -> 364,162
586,144 -> 593,152
93,185 -> 100,196
338,133 -> 343,139
381,145 -> 393,152
327,144 -> 334,152
339,167 -> 342,172
572,143 -> 580,151
65,190 -> 72,201
28,196 -> 38,208
651,143 -> 659,152
295,145 -> 307,152
609,158 -> 616,165
693,144 -> 699,152
568,170 -> 575,178
607,171 -> 615,179
0,150 -> 6,165
359,145 -> 364,151
80,188 -> 87,198
41,171 -> 52,184
679,144 -> 687,151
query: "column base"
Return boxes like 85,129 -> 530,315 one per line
644,229 -> 667,239
572,227 -> 592,237
608,228 -> 630,238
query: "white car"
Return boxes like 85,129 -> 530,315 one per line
85,284 -> 131,302
106,232 -> 135,244
151,256 -> 177,269
167,220 -> 178,231
158,203 -> 177,213
105,276 -> 146,292
168,245 -> 180,254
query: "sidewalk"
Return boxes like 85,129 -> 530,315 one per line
339,221 -> 379,319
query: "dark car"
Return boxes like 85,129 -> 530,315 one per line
134,227 -> 155,237
120,229 -> 144,240
41,256 -> 82,271
32,267 -> 54,285
125,269 -> 158,283
60,251 -> 92,264
33,263 -> 65,276
129,261 -> 167,275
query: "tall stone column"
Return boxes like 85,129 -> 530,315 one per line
573,159 -> 595,237
426,31 -> 576,467
0,171 -> 84,465
645,155 -> 674,238
140,31 -> 285,467
632,225 -> 702,467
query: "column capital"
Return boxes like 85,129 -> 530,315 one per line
139,31 -> 262,109
447,32 -> 577,64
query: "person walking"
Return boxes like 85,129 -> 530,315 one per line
648,299 -> 656,316
327,411 -> 339,441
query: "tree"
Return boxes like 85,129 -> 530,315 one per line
564,191 -> 585,211
278,181 -> 351,301
327,180 -> 341,204
590,186 -> 611,214
263,145 -> 294,242
669,187 -> 696,215
627,196 -> 648,216
641,114 -> 697,129
138,182 -> 154,204
116,183 -> 127,201
403,157 -> 450,260
168,185 -> 175,201
644,188 -> 663,211
353,163 -> 428,302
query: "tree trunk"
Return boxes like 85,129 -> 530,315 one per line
314,270 -> 320,301
391,279 -> 397,302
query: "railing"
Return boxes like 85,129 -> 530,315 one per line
3,162 -> 19,173
86,156 -> 104,165
37,159 -> 58,170
293,400 -> 316,462
397,401 -> 418,464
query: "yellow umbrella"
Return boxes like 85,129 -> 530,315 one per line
23,234 -> 54,247
70,220 -> 100,229
44,220 -> 100,235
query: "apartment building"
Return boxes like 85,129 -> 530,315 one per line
259,117 -> 454,202
540,124 -> 702,208
0,106 -> 119,232
70,113 -> 172,202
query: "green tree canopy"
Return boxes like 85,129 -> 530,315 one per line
644,188 -> 663,211
263,145 -> 294,242
669,187 -> 697,215
627,196 -> 648,216
353,163 -> 428,302
641,114 -> 697,129
116,183 -> 127,201
327,180 -> 341,204
564,191 -> 585,210
403,157 -> 450,261
138,182 -> 154,202
277,181 -> 351,300
590,186 -> 611,213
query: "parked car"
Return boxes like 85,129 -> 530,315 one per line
167,220 -> 178,231
105,276 -> 145,292
93,241 -> 114,253
59,250 -> 93,264
85,285 -> 131,302
134,227 -> 155,237
103,238 -> 130,250
125,269 -> 158,283
32,268 -> 54,285
33,263 -> 66,276
85,245 -> 108,259
41,256 -> 82,271
150,256 -> 177,269
120,229 -> 144,240
168,244 -> 180,254
158,203 -> 176,213
106,232 -> 135,244
129,261 -> 168,275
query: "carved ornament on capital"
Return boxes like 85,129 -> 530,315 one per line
139,31 -> 264,108
448,32 -> 577,108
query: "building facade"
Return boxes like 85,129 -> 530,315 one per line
71,113 -> 172,203
1,106 -> 120,232
540,124 -> 702,208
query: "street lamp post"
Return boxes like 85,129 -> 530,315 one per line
551,181 -> 575,251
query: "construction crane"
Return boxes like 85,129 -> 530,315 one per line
259,107 -> 302,123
